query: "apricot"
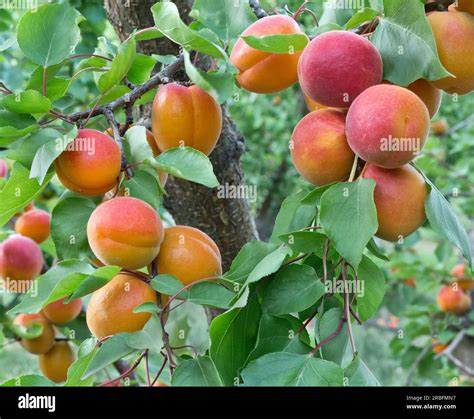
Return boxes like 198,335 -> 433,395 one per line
87,197 -> 164,270
0,159 -> 7,178
55,129 -> 121,196
39,341 -> 75,383
430,119 -> 449,135
403,277 -> 417,288
457,0 -> 474,15
385,79 -> 441,119
304,94 -> 329,112
152,83 -> 222,156
428,11 -> 474,95
290,109 -> 354,186
362,164 -> 428,241
156,226 -> 222,286
0,235 -> 43,292
452,263 -> 467,280
432,343 -> 448,354
42,297 -> 82,325
346,84 -> 430,168
230,15 -> 305,93
86,273 -> 157,338
437,284 -> 471,314
298,31 -> 382,108
15,209 -> 51,244
13,313 -> 55,355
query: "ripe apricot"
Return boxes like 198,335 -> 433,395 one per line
298,31 -> 382,108
156,226 -> 222,286
0,235 -> 43,292
362,164 -> 428,242
152,83 -> 222,156
291,109 -> 354,186
346,84 -> 430,168
87,197 -> 164,270
13,313 -> 55,355
39,341 -> 75,383
230,15 -> 305,93
437,284 -> 471,314
431,119 -> 449,135
55,129 -> 121,196
0,159 -> 7,178
42,297 -> 82,325
86,273 -> 157,338
15,209 -> 51,244
428,11 -> 474,95
304,94 -> 329,112
432,343 -> 448,354
457,0 -> 474,15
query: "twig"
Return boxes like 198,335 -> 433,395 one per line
151,355 -> 168,387
406,345 -> 432,386
310,316 -> 345,355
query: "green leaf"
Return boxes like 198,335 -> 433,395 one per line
146,147 -> 219,188
209,295 -> 261,385
344,8 -> 379,30
82,334 -> 135,379
320,180 -> 378,269
241,353 -> 344,386
248,314 -> 311,361
372,0 -> 450,85
30,126 -> 77,184
65,340 -> 97,386
26,64 -> 70,102
151,2 -> 227,60
271,189 -> 316,243
126,315 -> 163,353
225,241 -> 279,284
0,163 -> 53,227
247,245 -> 291,285
122,125 -> 155,164
1,375 -> 55,387
424,178 -> 473,268
345,355 -> 381,386
122,170 -> 162,209
366,238 -> 389,261
356,255 -> 385,321
187,281 -> 236,309
0,111 -> 37,146
172,356 -> 223,386
183,50 -> 234,103
98,37 -> 136,93
262,265 -> 325,315
17,4 -> 82,67
127,53 -> 157,85
316,308 -> 348,364
51,196 -> 96,260
241,34 -> 308,54
192,0 -> 255,42
300,183 -> 336,206
279,231 -> 328,256
150,274 -> 187,297
1,90 -> 51,114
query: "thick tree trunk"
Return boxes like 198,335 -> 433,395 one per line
104,0 -> 259,272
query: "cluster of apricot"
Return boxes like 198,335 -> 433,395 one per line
230,7 -> 474,242
51,86 -> 223,344
13,298 -> 81,383
436,263 -> 473,315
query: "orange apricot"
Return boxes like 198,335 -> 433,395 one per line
13,313 -> 55,355
152,83 -> 222,156
437,284 -> 471,314
42,297 -> 82,325
39,341 -> 75,383
15,209 -> 51,244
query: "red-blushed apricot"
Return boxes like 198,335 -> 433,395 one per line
153,381 -> 169,387
0,159 -> 8,178
437,284 -> 471,314
346,84 -> 430,168
39,341 -> 75,383
384,79 -> 442,118
13,313 -> 55,355
298,31 -> 382,108
152,83 -> 222,156
304,94 -> 329,112
54,129 -> 121,196
362,164 -> 428,242
15,209 -> 51,244
431,119 -> 449,135
452,263 -> 468,280
450,264 -> 474,291
0,235 -> 43,292
428,11 -> 474,95
156,226 -> 222,286
42,297 -> 82,325
291,109 -> 354,186
86,273 -> 157,338
87,197 -> 164,270
230,15 -> 305,93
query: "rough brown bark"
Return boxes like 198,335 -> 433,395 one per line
104,0 -> 259,272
